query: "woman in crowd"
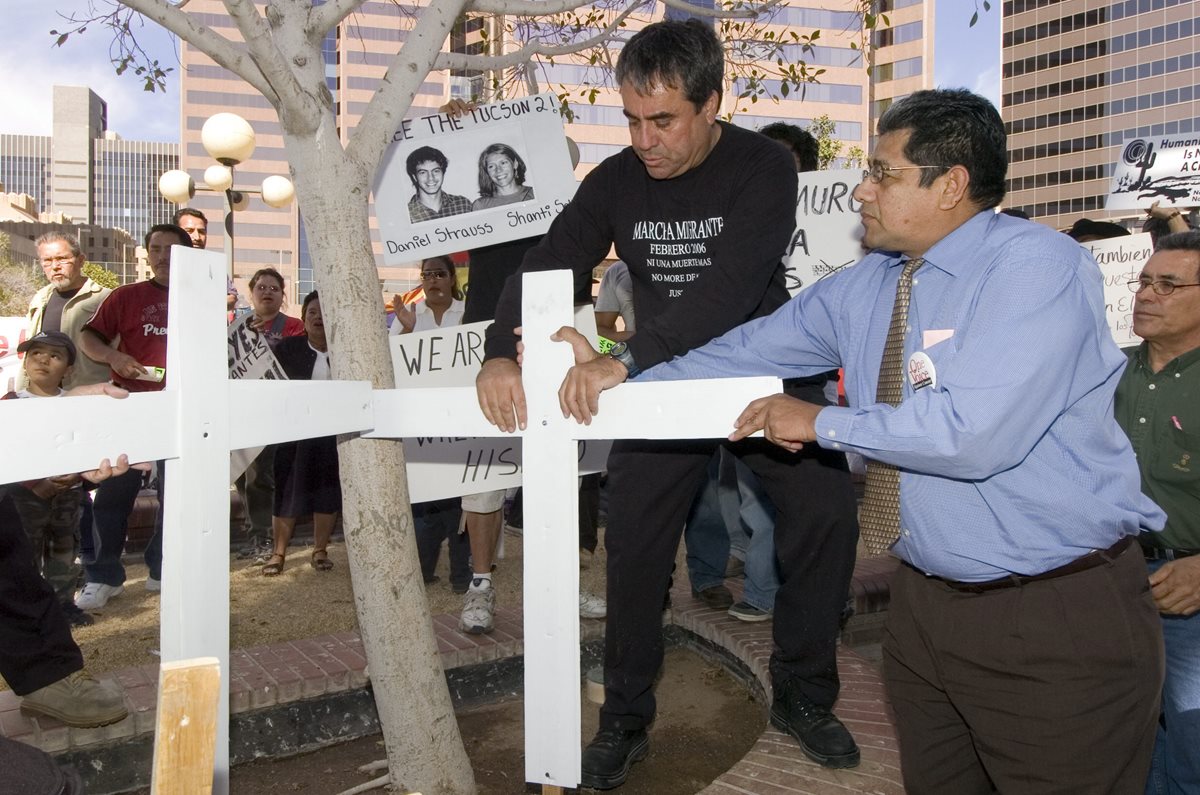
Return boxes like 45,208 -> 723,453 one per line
261,291 -> 340,575
245,267 -> 305,342
391,257 -> 473,592
471,144 -> 535,211
389,256 -> 465,336
236,267 -> 306,560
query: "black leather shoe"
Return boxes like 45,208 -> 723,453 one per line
770,684 -> 860,769
580,728 -> 649,790
690,585 -> 733,610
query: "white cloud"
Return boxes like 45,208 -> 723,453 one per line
0,2 -> 180,142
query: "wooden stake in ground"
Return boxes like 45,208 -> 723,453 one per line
150,657 -> 222,795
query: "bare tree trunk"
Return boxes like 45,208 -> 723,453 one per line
284,136 -> 477,794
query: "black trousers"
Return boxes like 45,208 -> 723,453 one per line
600,428 -> 858,731
0,492 -> 83,696
884,541 -> 1162,794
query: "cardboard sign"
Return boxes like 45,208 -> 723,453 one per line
0,317 -> 28,390
783,168 -> 866,295
1083,232 -> 1153,347
373,94 -> 578,263
227,315 -> 288,479
1106,132 -> 1200,210
393,306 -> 610,502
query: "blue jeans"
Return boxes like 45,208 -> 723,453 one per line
1145,558 -> 1200,795
84,463 -> 163,586
684,449 -> 778,611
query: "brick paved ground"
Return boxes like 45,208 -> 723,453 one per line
2,556 -> 902,794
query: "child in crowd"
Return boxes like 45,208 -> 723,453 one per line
2,332 -> 92,626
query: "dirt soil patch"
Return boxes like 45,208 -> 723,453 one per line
221,646 -> 764,794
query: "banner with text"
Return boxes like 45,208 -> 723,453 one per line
0,317 -> 28,391
373,94 -> 578,263
1106,132 -> 1200,210
393,306 -> 610,502
783,168 -> 866,295
1083,232 -> 1152,348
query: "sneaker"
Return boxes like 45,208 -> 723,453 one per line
579,590 -> 607,619
59,600 -> 95,628
580,728 -> 649,790
21,670 -> 128,728
145,577 -> 161,593
459,580 -> 495,634
728,601 -> 772,622
690,584 -> 733,610
769,681 -> 860,769
725,557 -> 746,578
75,582 -> 124,611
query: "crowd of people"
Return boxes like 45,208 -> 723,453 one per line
2,15 -> 1198,794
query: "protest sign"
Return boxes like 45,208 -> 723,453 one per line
394,306 -> 611,502
1106,132 -> 1200,210
373,94 -> 578,263
783,168 -> 865,295
227,315 -> 288,479
0,317 -> 28,390
1083,232 -> 1152,348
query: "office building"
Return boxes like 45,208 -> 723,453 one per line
1001,0 -> 1200,228
0,86 -> 179,240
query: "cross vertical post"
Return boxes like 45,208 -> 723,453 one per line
520,271 -> 583,786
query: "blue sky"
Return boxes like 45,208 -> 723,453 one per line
0,2 -> 1000,145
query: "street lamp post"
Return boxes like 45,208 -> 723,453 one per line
158,112 -> 295,281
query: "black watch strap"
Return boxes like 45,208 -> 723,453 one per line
608,342 -> 640,379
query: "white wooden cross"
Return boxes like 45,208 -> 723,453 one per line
1,248 -> 779,791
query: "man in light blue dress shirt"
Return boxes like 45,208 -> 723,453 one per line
552,89 -> 1167,793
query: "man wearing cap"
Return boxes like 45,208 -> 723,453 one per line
23,233 -> 110,390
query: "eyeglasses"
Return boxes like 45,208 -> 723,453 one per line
420,270 -> 450,280
862,163 -> 943,184
253,283 -> 281,293
1127,278 -> 1200,296
40,255 -> 76,266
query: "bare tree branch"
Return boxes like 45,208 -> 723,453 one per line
345,0 -> 471,170
308,0 -> 367,38
222,0 -> 313,117
117,0 -> 276,100
435,0 -> 643,73
657,0 -> 786,20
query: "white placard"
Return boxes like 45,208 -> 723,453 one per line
227,314 -> 289,480
1083,232 -> 1153,347
0,316 -> 27,389
393,306 -> 610,502
1106,132 -> 1200,210
783,168 -> 866,295
373,94 -> 578,263
227,314 -> 288,381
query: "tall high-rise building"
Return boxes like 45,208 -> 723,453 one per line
179,0 -> 936,300
1001,0 -> 1200,228
0,85 -> 179,239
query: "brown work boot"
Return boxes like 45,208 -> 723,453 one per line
21,670 -> 128,728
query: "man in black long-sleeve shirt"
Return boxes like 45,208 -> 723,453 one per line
476,20 -> 860,789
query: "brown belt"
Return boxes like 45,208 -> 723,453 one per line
926,536 -> 1133,594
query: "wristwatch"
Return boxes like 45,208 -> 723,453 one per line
607,341 -> 640,378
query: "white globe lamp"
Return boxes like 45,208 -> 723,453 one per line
201,113 -> 256,165
203,164 -> 234,192
158,170 -> 195,204
260,175 -> 295,209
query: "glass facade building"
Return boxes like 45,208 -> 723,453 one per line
1001,0 -> 1200,227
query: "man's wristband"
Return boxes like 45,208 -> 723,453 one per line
607,341 -> 640,379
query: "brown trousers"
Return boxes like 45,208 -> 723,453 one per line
884,541 -> 1163,794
